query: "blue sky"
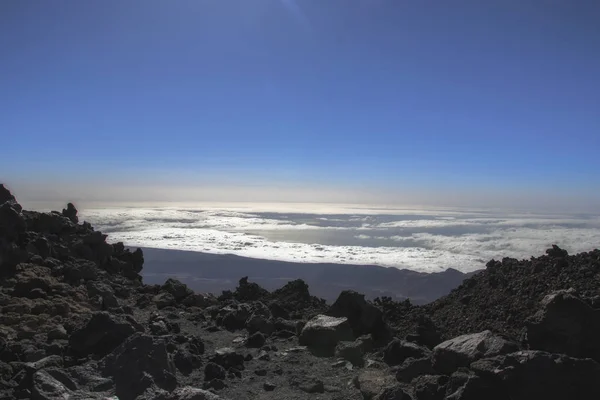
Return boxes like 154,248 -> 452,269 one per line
1,1 -> 599,208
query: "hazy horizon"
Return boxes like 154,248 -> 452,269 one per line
2,1 -> 599,213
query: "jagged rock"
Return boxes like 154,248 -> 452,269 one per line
209,348 -> 245,371
245,332 -> 266,348
263,381 -> 276,391
270,279 -> 326,315
432,330 -> 518,374
61,203 -> 78,224
181,293 -> 211,308
102,333 -> 177,400
445,374 -> 500,400
153,292 -> 176,309
354,370 -> 396,400
328,290 -> 391,343
173,347 -> 201,376
31,370 -> 73,400
373,385 -> 412,400
203,379 -> 226,391
217,304 -> 251,331
86,281 -> 119,309
0,184 -> 17,205
526,290 -> 600,361
151,320 -> 170,335
204,362 -> 226,381
25,211 -> 75,235
296,376 -> 325,394
152,386 -> 222,400
546,244 -> 568,258
335,340 -> 364,366
245,314 -> 274,335
0,198 -> 26,239
412,375 -> 448,400
69,312 -> 140,357
233,277 -> 269,302
395,357 -> 435,383
162,279 -> 193,302
383,339 -> 430,366
299,314 -> 353,354
469,350 -> 600,400
63,260 -> 99,283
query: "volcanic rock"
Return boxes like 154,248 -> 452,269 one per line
432,330 -> 518,375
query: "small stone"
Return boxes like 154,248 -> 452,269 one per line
264,381 -> 276,391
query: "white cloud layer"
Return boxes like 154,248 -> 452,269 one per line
79,204 -> 600,274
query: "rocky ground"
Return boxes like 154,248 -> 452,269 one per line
1,184 -> 600,400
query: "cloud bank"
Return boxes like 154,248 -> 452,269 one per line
79,204 -> 600,274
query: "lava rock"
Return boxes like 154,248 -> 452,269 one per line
61,203 -> 78,224
204,362 -> 226,381
354,370 -> 396,400
469,350 -> 600,400
383,339 -> 430,366
101,333 -> 177,400
162,279 -> 193,302
526,290 -> 600,361
432,330 -> 518,375
299,314 -> 353,354
395,357 -> 435,383
153,292 -> 177,309
245,332 -> 266,348
328,290 -> 391,343
69,312 -> 140,357
335,340 -> 364,367
209,348 -> 245,371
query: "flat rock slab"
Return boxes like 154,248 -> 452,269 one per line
299,315 -> 353,351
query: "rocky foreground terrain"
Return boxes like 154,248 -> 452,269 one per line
1,184 -> 600,400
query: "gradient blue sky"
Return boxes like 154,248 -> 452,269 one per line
1,1 -> 599,209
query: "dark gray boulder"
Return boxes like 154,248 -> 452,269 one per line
384,339 -> 430,366
162,279 -> 193,302
69,312 -> 141,357
432,330 -> 518,374
469,350 -> 600,400
526,290 -> 600,361
328,290 -> 391,343
299,314 -> 354,355
102,333 -> 177,400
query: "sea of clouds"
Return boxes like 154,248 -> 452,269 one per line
79,203 -> 600,273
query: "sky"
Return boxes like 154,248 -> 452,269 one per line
2,1 -> 600,210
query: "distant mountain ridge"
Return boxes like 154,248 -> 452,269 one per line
140,247 -> 478,304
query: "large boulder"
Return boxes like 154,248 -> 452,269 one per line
353,370 -> 397,400
31,370 -> 73,400
526,290 -> 600,361
299,314 -> 353,354
102,334 -> 177,400
209,348 -> 245,371
69,312 -> 141,357
233,277 -> 268,302
328,290 -> 391,342
432,330 -> 518,375
383,339 -> 430,366
468,350 -> 600,400
216,304 -> 251,331
162,279 -> 193,302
